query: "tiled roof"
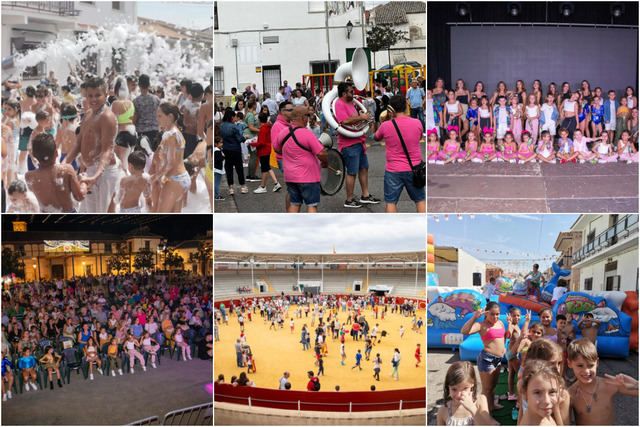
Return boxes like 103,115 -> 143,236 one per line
372,1 -> 425,25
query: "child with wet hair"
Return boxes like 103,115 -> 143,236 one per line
25,133 -> 86,212
567,338 -> 638,425
6,179 -> 39,212
518,359 -> 564,425
436,361 -> 496,425
118,149 -> 151,212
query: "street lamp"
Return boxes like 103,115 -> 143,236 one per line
346,20 -> 353,39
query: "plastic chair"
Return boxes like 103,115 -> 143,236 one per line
62,347 -> 86,384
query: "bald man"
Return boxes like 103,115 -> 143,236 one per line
273,106 -> 327,213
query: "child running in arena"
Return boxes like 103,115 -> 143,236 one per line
415,343 -> 421,367
38,345 -> 63,389
568,338 -> 639,425
460,302 -> 506,412
436,361 -> 495,425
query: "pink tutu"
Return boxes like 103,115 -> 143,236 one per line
438,149 -> 464,161
619,152 -> 639,162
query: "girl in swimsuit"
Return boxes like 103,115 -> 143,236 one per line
518,131 -> 537,163
427,130 -> 440,163
436,361 -> 495,426
617,130 -> 639,163
478,130 -> 497,163
438,127 -> 463,164
499,131 -> 518,163
461,302 -> 507,412
590,96 -> 605,137
154,103 -> 190,212
592,132 -> 618,163
578,93 -> 590,137
111,76 -> 137,172
464,97 -> 479,141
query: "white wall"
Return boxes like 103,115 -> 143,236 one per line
76,1 -> 137,27
578,247 -> 638,292
458,249 -> 485,289
215,1 -> 366,95
435,262 -> 457,287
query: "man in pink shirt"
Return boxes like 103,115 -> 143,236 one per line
271,101 -> 294,210
273,106 -> 327,213
374,95 -> 425,213
334,82 -> 380,208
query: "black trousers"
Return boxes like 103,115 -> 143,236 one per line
223,149 -> 245,186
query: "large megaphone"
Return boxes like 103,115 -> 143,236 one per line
321,48 -> 370,138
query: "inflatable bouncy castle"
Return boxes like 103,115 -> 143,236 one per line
498,262 -> 570,313
427,235 -> 439,287
427,289 -> 486,348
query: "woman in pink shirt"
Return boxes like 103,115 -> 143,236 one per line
374,95 -> 425,213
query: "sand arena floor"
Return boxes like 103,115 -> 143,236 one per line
215,304 -> 426,392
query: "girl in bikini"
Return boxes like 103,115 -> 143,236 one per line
112,76 -> 137,172
518,131 -> 537,163
461,302 -> 507,412
436,361 -> 496,426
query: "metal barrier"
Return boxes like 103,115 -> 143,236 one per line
127,415 -> 160,426
163,402 -> 213,426
126,402 -> 212,426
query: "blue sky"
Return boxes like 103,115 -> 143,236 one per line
137,1 -> 212,30
428,214 -> 579,273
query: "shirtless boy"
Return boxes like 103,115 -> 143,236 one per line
181,83 -> 203,159
577,313 -> 600,344
118,150 -> 150,213
25,133 -> 85,212
64,77 -> 122,212
55,103 -> 79,169
568,338 -> 638,425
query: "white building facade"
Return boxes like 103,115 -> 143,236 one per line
214,1 -> 371,97
570,214 -> 639,292
2,1 -> 137,80
435,247 -> 486,289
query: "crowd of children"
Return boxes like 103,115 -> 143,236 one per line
428,79 -> 639,165
437,302 -> 638,425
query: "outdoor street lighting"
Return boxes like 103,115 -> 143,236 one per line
346,20 -> 353,39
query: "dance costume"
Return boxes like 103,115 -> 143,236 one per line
438,141 -> 463,161
540,103 -> 559,136
596,143 -> 617,163
466,107 -> 479,129
427,141 -> 440,162
446,101 -> 461,127
479,143 -> 496,162
478,107 -> 491,130
493,105 -> 511,139
561,100 -> 578,135
590,105 -> 604,125
572,138 -> 595,161
510,104 -> 523,143
525,105 -> 539,143
618,142 -> 639,162
466,140 -> 478,161
499,143 -> 518,161
518,142 -> 535,160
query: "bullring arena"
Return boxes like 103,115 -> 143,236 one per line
213,250 -> 426,425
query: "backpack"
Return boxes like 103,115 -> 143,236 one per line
312,377 -> 321,391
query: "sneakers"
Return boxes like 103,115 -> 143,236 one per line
273,182 -> 282,192
24,382 -> 30,392
90,373 -> 94,380
240,186 -> 249,194
112,370 -> 116,377
188,355 -> 192,360
214,196 -> 226,201
30,382 -> 37,390
253,186 -> 267,194
118,369 -> 124,376
142,366 -> 147,372
344,199 -> 362,208
131,368 -> 135,374
7,391 -> 12,399
2,394 -> 6,402
228,187 -> 235,195
152,363 -> 157,369
359,194 -> 380,204
98,368 -> 103,375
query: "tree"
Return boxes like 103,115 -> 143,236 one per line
366,24 -> 410,69
107,244 -> 129,274
1,247 -> 25,279
164,249 -> 184,271
188,240 -> 212,276
134,248 -> 156,272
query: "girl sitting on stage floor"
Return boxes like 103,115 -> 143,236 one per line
438,126 -> 462,164
518,131 -> 537,163
617,130 -> 639,163
537,131 -> 556,164
593,132 -> 618,163
427,130 -> 440,164
477,129 -> 498,163
498,131 -> 518,163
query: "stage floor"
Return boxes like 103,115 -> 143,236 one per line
214,140 -> 420,213
215,305 -> 426,392
1,357 -> 212,425
427,162 -> 638,213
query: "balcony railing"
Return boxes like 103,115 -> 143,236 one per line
4,1 -> 80,16
573,215 -> 639,263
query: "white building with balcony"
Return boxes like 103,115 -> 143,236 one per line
2,1 -> 137,80
569,214 -> 639,292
